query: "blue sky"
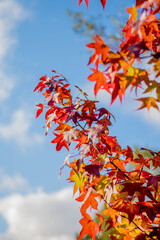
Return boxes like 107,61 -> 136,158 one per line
0,0 -> 159,239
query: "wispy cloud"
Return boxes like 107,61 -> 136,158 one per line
139,107 -> 160,129
0,70 -> 15,101
0,109 -> 44,148
0,0 -> 28,101
0,187 -> 81,240
0,0 -> 28,59
0,169 -> 30,193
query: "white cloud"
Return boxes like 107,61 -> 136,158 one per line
139,107 -> 160,129
0,187 -> 81,240
0,109 -> 44,148
0,2 -> 38,150
0,169 -> 30,193
0,0 -> 27,59
0,70 -> 15,101
0,0 -> 28,101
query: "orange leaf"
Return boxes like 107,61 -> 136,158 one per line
55,122 -> 71,132
87,35 -> 109,66
112,158 -> 126,172
88,69 -> 107,95
78,216 -> 98,240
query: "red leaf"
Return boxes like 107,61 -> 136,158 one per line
85,0 -> 89,8
147,175 -> 160,191
40,74 -> 47,81
33,82 -> 45,92
36,104 -> 43,118
78,0 -> 82,6
78,0 -> 107,9
83,164 -> 103,177
136,0 -> 146,7
100,0 -> 107,9
111,76 -> 122,105
51,133 -> 69,151
74,133 -> 88,148
78,0 -> 89,8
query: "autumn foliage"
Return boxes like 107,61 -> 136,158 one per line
34,0 -> 160,239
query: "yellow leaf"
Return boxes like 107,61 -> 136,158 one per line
68,169 -> 85,195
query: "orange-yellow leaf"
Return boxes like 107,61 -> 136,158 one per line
68,169 -> 85,195
137,97 -> 159,111
127,5 -> 138,22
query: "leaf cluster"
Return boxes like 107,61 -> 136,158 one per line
34,69 -> 160,240
34,0 -> 160,239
